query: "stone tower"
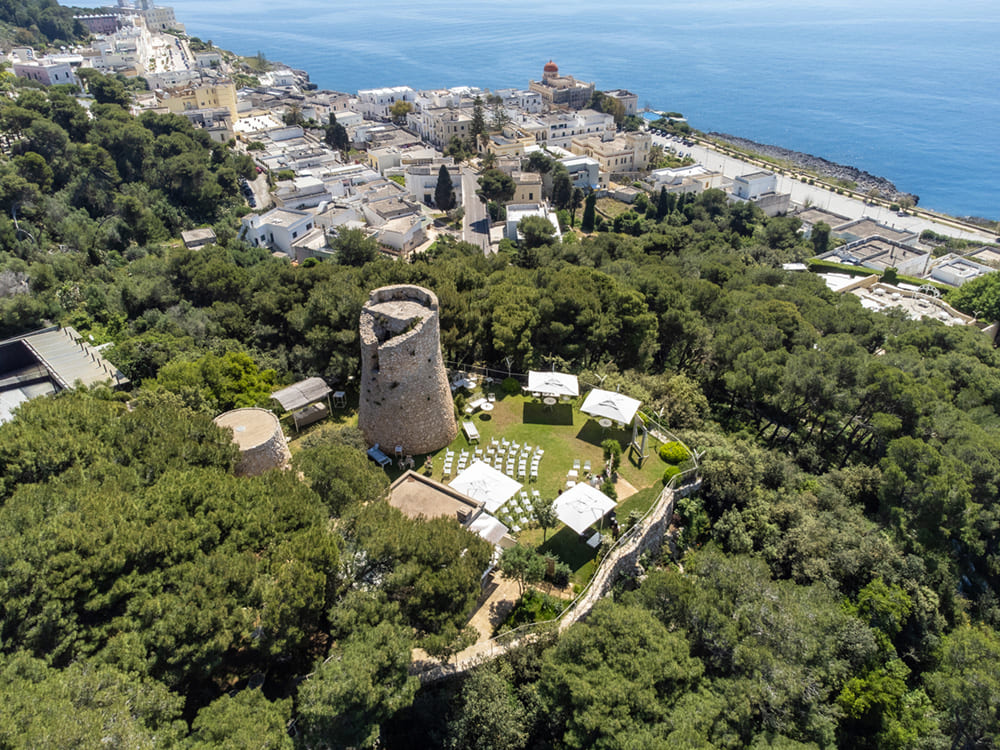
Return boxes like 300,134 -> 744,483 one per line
358,285 -> 457,455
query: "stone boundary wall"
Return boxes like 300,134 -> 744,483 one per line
416,475 -> 701,684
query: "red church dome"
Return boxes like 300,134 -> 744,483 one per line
543,60 -> 559,74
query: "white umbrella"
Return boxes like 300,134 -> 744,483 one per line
450,460 -> 522,514
553,483 -> 617,535
467,513 -> 509,545
580,388 -> 641,425
527,371 -> 580,398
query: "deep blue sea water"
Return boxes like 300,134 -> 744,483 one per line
168,0 -> 1000,219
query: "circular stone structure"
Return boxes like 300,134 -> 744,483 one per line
213,407 -> 291,477
358,285 -> 457,456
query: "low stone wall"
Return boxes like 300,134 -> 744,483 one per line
558,480 -> 679,631
416,476 -> 700,684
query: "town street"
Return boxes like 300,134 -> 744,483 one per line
650,134 -> 995,244
461,166 -> 491,254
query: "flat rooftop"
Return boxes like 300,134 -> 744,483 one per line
262,208 -> 310,226
390,471 -> 482,523
843,237 -> 926,270
968,247 -> 1000,268
796,207 -> 850,226
833,218 -> 916,244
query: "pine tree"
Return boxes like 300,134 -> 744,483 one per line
470,96 -> 486,152
581,192 -> 597,233
434,164 -> 456,212
656,186 -> 669,220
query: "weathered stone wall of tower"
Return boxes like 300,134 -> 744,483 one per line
358,284 -> 457,455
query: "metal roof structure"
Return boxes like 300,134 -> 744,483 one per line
271,377 -> 332,412
0,326 -> 128,425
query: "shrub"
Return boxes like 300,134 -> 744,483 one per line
501,377 -> 521,395
663,464 -> 682,484
658,441 -> 690,464
547,561 -> 571,588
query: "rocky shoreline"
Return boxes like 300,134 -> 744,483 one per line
707,132 -> 918,205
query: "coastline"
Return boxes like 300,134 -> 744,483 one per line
707,132 -> 915,205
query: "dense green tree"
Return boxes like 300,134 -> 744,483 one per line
332,226 -> 380,266
297,621 -> 418,749
533,495 -> 559,542
470,95 -> 486,146
293,443 -> 389,514
925,624 -> 1000,749
477,168 -> 516,205
0,653 -> 187,748
324,113 -> 349,151
551,165 -> 573,210
811,221 -> 832,254
446,662 -> 529,750
188,689 -> 293,749
499,544 -> 546,595
539,601 -> 703,749
434,163 -> 456,211
581,192 -> 597,232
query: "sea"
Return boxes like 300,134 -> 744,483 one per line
167,0 -> 1000,220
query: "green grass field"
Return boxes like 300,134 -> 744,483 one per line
288,388 -> 672,585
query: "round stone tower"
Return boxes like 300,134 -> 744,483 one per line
213,407 -> 291,477
358,284 -> 457,455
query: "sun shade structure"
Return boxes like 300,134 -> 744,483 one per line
553,483 -> 617,535
450,460 -> 522,514
271,377 -> 332,412
467,513 -> 510,546
527,370 -> 580,398
580,388 -> 641,425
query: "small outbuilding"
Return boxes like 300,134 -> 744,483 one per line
271,377 -> 333,431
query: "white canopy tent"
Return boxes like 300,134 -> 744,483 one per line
450,460 -> 523,514
580,388 -> 642,426
553,483 -> 617,535
527,371 -> 580,398
468,513 -> 510,546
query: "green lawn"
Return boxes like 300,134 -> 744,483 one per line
288,389 -> 673,586
430,391 -> 669,584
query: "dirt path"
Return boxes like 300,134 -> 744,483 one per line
615,476 -> 638,500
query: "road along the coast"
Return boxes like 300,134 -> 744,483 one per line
651,134 -> 996,245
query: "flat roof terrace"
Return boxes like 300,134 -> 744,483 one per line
834,218 -> 917,244
389,471 -> 482,522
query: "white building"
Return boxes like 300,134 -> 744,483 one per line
404,162 -> 463,207
928,255 -> 994,287
732,171 -> 777,200
495,88 -> 544,113
603,89 -> 639,116
505,204 -> 562,242
273,175 -> 334,210
560,155 -> 601,190
241,208 -> 316,254
356,86 -> 416,119
525,109 -> 615,149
